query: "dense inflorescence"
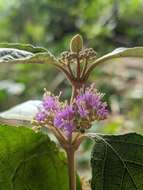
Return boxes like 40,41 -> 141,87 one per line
34,85 -> 108,138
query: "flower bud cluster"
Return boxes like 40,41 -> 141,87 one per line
34,86 -> 108,139
58,48 -> 96,66
58,51 -> 77,64
79,48 -> 97,60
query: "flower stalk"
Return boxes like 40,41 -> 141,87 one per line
66,146 -> 76,190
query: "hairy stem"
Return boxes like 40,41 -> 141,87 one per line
66,147 -> 76,190
55,64 -> 73,83
76,56 -> 81,79
70,85 -> 77,103
80,58 -> 88,79
84,60 -> 102,81
70,81 -> 86,103
67,63 -> 75,79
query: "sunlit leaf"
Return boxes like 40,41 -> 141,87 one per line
0,100 -> 41,126
0,43 -> 47,53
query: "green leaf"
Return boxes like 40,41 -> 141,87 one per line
0,43 -> 59,65
91,133 -> 143,190
70,34 -> 83,53
94,47 -> 143,66
0,125 -> 69,190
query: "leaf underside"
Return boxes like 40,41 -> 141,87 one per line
0,125 -> 69,190
91,133 -> 143,190
0,44 -> 58,65
95,47 -> 143,65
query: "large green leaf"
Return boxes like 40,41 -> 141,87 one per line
0,125 -> 69,190
91,133 -> 143,190
0,43 -> 59,65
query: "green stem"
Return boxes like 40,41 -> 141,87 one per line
66,147 -> 76,190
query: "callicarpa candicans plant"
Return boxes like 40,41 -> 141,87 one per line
0,34 -> 143,190
33,34 -> 109,190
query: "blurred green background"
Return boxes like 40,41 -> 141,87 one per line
0,0 -> 143,178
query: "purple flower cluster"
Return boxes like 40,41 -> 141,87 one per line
42,95 -> 59,111
75,88 -> 108,120
36,111 -> 46,122
35,87 -> 108,138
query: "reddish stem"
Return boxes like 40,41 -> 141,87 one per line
76,56 -> 81,79
70,81 -> 84,103
80,58 -> 88,80
66,147 -> 76,190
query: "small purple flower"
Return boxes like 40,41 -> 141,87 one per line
75,88 -> 108,120
35,92 -> 60,123
54,105 -> 75,137
96,102 -> 108,119
35,111 -> 46,122
42,95 -> 59,111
